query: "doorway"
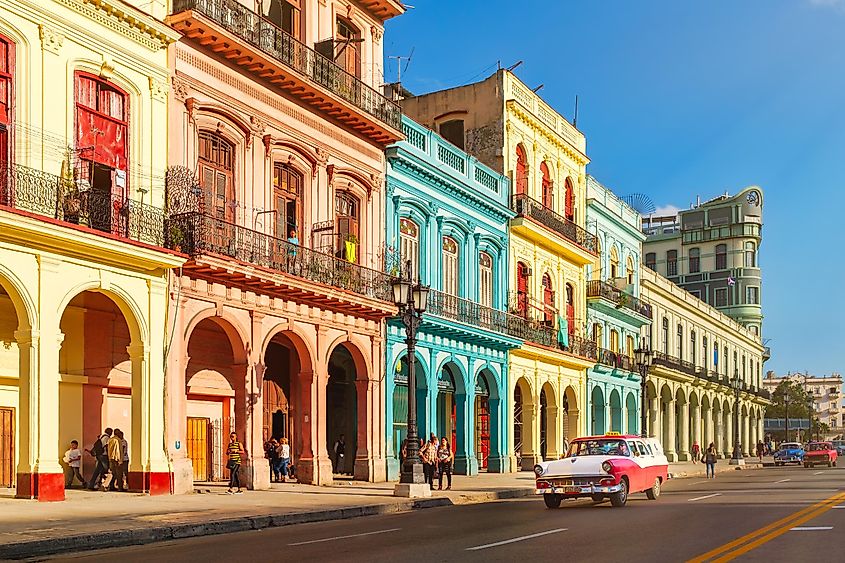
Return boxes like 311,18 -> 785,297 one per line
0,407 -> 13,488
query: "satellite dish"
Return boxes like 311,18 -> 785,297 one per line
623,193 -> 656,216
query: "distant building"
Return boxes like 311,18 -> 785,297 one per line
763,372 -> 844,435
642,188 -> 764,339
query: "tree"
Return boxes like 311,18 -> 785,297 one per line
766,380 -> 815,441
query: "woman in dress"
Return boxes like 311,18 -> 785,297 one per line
437,437 -> 454,491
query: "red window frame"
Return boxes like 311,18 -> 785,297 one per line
564,176 -> 575,221
515,144 -> 527,196
540,161 -> 553,208
0,35 -> 14,172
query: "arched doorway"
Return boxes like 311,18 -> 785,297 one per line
513,377 -> 535,469
542,273 -> 554,326
263,330 -> 309,473
609,389 -> 622,433
437,364 -> 457,449
0,275 -> 30,492
475,372 -> 491,470
625,392 -> 638,434
539,388 -> 548,460
539,382 -> 558,460
591,386 -> 606,435
326,345 -> 357,477
516,262 -> 530,317
564,176 -> 575,221
563,385 -> 579,444
391,352 -> 429,470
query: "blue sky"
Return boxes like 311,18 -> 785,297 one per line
384,0 -> 845,377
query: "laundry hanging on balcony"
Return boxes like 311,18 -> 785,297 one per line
557,315 -> 569,348
344,240 -> 356,263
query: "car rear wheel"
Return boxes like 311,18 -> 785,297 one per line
610,478 -> 628,507
543,494 -> 562,509
646,477 -> 661,500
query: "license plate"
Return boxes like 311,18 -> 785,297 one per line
564,486 -> 581,493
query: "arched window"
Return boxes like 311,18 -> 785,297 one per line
610,246 -> 620,279
662,317 -> 669,354
702,336 -> 708,371
715,244 -> 727,270
442,236 -> 459,296
744,242 -> 756,268
273,162 -> 302,240
335,17 -> 361,77
565,283 -> 575,337
516,261 -> 530,317
690,330 -> 696,366
626,256 -> 635,285
645,252 -> 656,271
724,346 -> 729,376
515,144 -> 528,196
198,131 -> 235,223
689,248 -> 700,273
542,273 -> 554,325
335,191 -> 360,262
564,176 -> 575,221
713,342 -> 719,371
676,323 -> 684,359
0,35 -> 13,167
610,329 -> 620,354
479,251 -> 493,307
666,250 -> 678,276
540,161 -> 553,208
399,218 -> 419,280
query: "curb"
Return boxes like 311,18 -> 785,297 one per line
0,487 -> 534,560
668,462 -> 764,480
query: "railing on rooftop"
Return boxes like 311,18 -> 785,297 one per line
586,279 -> 653,319
511,194 -> 598,254
166,212 -> 392,302
0,163 -> 165,246
172,0 -> 401,131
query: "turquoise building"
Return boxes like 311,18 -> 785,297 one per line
385,117 -> 520,479
585,176 -> 653,435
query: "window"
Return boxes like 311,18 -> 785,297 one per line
689,248 -> 700,273
479,252 -> 493,307
442,236 -> 459,296
565,283 -> 575,337
742,354 -> 747,383
610,330 -> 620,354
592,237 -> 602,281
746,286 -> 759,305
661,317 -> 669,355
198,131 -> 235,223
733,350 -> 738,377
714,288 -> 728,307
514,144 -> 528,196
335,17 -> 361,77
744,242 -> 756,268
439,119 -> 465,150
564,177 -> 575,221
750,325 -> 759,336
715,244 -> 727,270
268,0 -> 303,40
724,346 -> 728,376
702,336 -> 708,370
335,191 -> 360,262
713,343 -> 719,371
399,218 -> 420,280
540,161 -> 553,208
610,246 -> 620,279
0,35 -> 13,166
645,252 -> 656,271
666,250 -> 678,276
626,256 -> 635,285
516,262 -> 530,317
676,324 -> 683,359
592,323 -> 603,346
273,162 -> 302,241
542,273 -> 554,325
626,335 -> 635,358
690,330 -> 696,366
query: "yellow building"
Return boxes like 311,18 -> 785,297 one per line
400,70 -> 599,471
0,0 -> 182,500
639,265 -> 769,461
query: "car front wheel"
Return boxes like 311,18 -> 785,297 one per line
543,494 -> 562,509
610,478 -> 628,507
646,477 -> 661,500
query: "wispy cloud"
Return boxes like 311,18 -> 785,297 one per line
654,204 -> 682,216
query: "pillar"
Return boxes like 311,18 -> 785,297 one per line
648,397 -> 658,438
487,392 -> 506,473
354,376 -> 376,481
678,401 -> 690,461
454,389 -> 478,475
521,401 -> 539,470
724,410 -> 733,459
545,405 -> 559,460
664,399 -> 676,461
691,403 -> 701,452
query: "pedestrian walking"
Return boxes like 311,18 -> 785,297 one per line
107,429 -> 126,492
226,432 -> 245,494
333,434 -> 346,474
756,441 -> 765,461
85,428 -> 112,491
63,440 -> 87,489
420,436 -> 436,490
118,429 -> 129,491
278,437 -> 291,482
705,442 -> 717,479
265,438 -> 280,482
691,441 -> 701,464
437,437 -> 453,490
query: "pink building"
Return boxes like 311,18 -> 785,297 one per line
164,0 -> 404,492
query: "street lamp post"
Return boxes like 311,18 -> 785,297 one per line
730,368 -> 745,466
392,260 -> 431,498
634,339 -> 653,439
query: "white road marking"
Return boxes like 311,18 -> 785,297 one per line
688,493 -> 722,502
466,528 -> 567,551
832,505 -> 845,509
288,528 -> 401,546
692,480 -> 709,485
814,471 -> 826,475
790,526 -> 833,531
775,478 -> 791,483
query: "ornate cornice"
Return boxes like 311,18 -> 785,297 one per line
506,101 -> 589,166
55,0 -> 181,51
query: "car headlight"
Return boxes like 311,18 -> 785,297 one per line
602,461 -> 613,473
534,464 -> 544,477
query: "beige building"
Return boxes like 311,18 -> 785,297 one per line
640,265 -> 770,460
763,372 -> 844,435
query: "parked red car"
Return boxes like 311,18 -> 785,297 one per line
803,442 -> 838,468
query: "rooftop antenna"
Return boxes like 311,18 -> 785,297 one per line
506,60 -> 523,72
573,95 -> 579,127
532,84 -> 544,93
388,46 -> 414,85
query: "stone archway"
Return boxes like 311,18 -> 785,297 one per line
474,370 -> 498,472
326,344 -> 357,478
390,351 -> 429,478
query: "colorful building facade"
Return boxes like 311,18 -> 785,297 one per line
0,0 -> 182,499
584,176 -> 651,435
400,70 -> 599,470
163,0 -> 403,492
384,117 -> 521,478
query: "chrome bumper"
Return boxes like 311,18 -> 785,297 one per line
535,483 -> 622,495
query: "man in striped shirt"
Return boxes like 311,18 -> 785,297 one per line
226,432 -> 245,494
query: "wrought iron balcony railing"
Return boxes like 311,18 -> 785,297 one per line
166,212 -> 392,302
596,347 -> 635,372
511,193 -> 598,254
652,351 -> 699,377
172,0 -> 401,131
586,279 -> 653,319
0,163 -> 165,246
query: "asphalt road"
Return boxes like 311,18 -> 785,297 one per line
45,465 -> 845,562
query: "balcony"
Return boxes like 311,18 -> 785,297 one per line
166,212 -> 393,316
586,279 -> 653,323
0,163 -> 165,247
511,194 -> 598,264
596,347 -> 635,373
426,289 -> 539,345
652,351 -> 699,378
168,0 -> 402,144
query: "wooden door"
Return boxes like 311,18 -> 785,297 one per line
186,417 -> 210,482
0,407 -> 13,488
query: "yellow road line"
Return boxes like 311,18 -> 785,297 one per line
687,491 -> 845,563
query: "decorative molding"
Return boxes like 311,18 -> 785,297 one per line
249,115 -> 266,137
55,0 -> 179,51
171,76 -> 190,102
149,76 -> 168,102
370,25 -> 383,44
39,25 -> 65,54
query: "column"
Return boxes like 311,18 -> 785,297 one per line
545,405 -> 559,460
742,412 -> 751,457
691,403 -> 701,453
454,388 -> 478,476
679,401 -> 690,461
648,397 -> 659,438
354,376 -> 375,481
522,400 -> 539,469
664,399 -> 677,461
725,410 -> 733,459
127,341 -> 162,494
487,389 -> 506,473
167,289 -> 193,494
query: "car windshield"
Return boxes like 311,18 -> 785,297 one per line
567,439 -> 630,457
808,443 -> 831,451
779,443 -> 801,450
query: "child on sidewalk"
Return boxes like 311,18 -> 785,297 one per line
63,440 -> 87,489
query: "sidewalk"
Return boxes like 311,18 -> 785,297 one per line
0,459 -> 768,559
668,456 -> 768,479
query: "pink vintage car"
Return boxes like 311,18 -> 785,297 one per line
804,442 -> 838,468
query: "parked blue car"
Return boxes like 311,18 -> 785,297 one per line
774,442 -> 805,466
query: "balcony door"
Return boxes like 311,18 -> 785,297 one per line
479,251 -> 493,308
565,283 -> 575,338
335,17 -> 361,78
540,161 -> 553,208
273,162 -> 302,241
514,144 -> 527,196
198,131 -> 235,224
335,191 -> 359,263
564,177 -> 575,221
0,35 -> 12,177
267,0 -> 303,40
399,218 -> 419,280
541,273 -> 554,326
516,262 -> 529,317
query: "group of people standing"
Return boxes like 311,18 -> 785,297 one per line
401,433 -> 454,491
63,427 -> 129,492
264,437 -> 292,482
